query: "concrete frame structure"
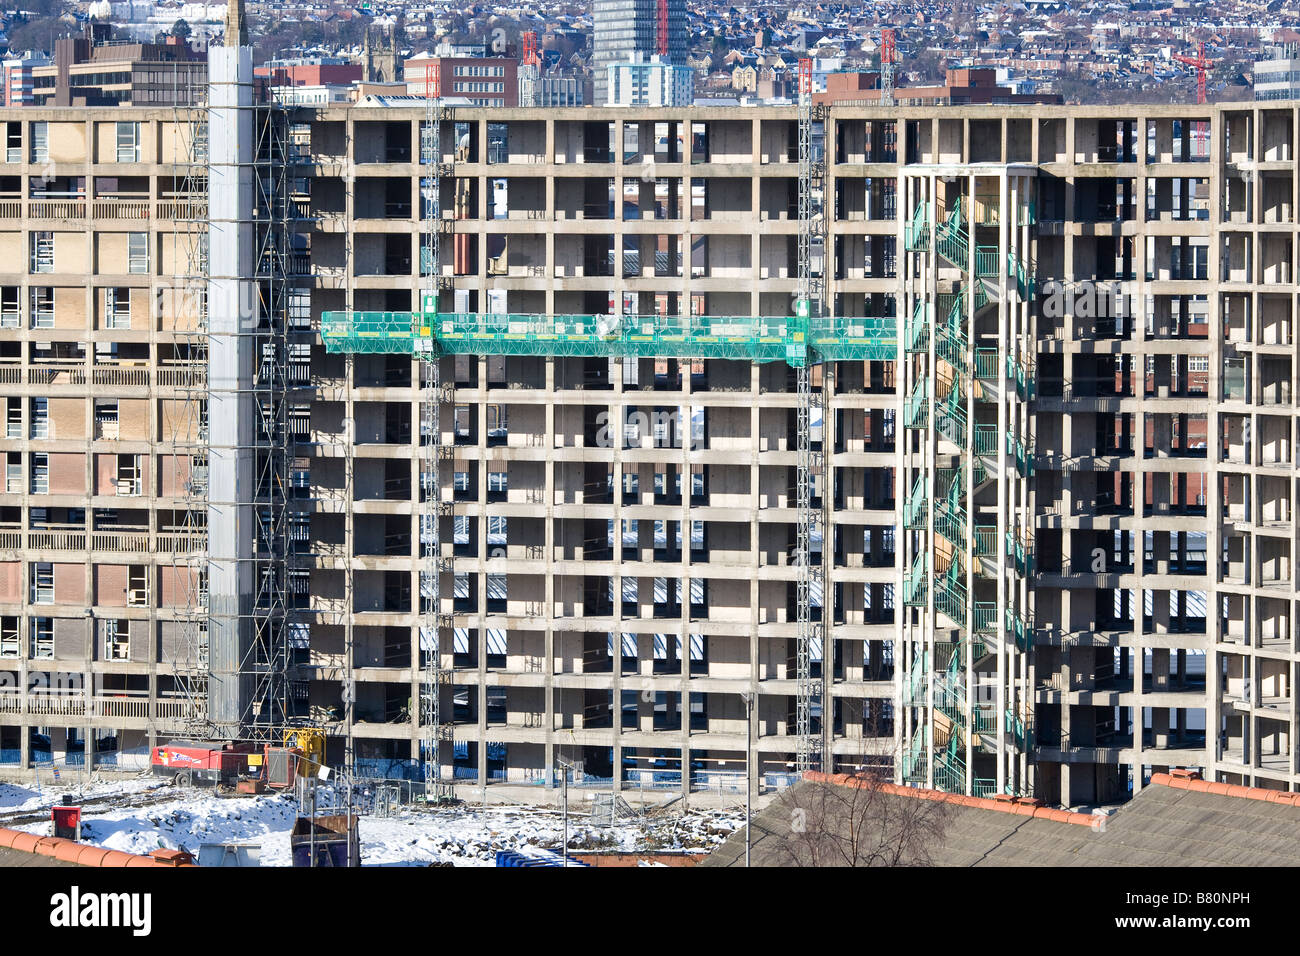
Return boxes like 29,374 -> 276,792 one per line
0,102 -> 1297,807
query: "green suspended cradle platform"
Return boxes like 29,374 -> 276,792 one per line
320,310 -> 898,367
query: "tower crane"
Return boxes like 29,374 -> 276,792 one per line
880,28 -> 897,106
1173,42 -> 1215,105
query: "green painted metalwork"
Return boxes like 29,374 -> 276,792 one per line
905,647 -> 928,706
903,553 -> 929,606
935,561 -> 966,625
934,503 -> 965,554
809,315 -> 898,361
905,200 -> 931,251
906,300 -> 931,353
934,673 -> 966,726
1008,353 -> 1035,400
1006,432 -> 1035,477
1009,251 -> 1036,300
936,386 -> 967,447
935,197 -> 969,270
974,348 -> 999,382
972,706 -> 997,735
974,245 -> 1000,278
1006,707 -> 1029,750
904,474 -> 928,529
935,226 -> 968,271
933,745 -> 966,794
973,526 -> 997,557
973,425 -> 1000,456
902,724 -> 928,783
1006,530 -> 1034,576
904,379 -> 929,429
1005,607 -> 1033,653
321,310 -> 899,366
936,324 -> 968,375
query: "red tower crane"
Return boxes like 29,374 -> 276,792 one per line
522,30 -> 540,67
880,27 -> 897,105
656,0 -> 669,56
1172,42 -> 1214,105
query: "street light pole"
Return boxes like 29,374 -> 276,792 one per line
556,755 -> 574,865
742,691 -> 753,867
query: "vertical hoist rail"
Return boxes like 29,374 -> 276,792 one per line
419,63 -> 449,797
795,58 -> 823,775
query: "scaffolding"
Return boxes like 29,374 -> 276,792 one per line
165,20 -> 306,746
319,311 -> 896,365
419,63 -> 454,798
795,57 -> 826,774
162,89 -> 211,737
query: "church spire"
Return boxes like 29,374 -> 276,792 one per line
224,0 -> 248,47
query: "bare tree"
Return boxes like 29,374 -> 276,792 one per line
766,770 -> 954,867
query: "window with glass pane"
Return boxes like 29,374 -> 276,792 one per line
127,232 -> 148,274
30,617 -> 53,659
105,287 -> 130,329
30,232 -> 53,273
115,121 -> 140,163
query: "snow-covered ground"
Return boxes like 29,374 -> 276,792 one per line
0,777 -> 742,867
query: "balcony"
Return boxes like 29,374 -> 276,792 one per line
93,365 -> 150,388
28,363 -> 86,387
91,198 -> 150,221
157,364 -> 206,389
28,199 -> 86,220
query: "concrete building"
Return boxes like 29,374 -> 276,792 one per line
1,53 -> 51,108
404,56 -> 519,108
519,73 -> 590,109
816,68 -> 1062,107
606,54 -> 694,106
0,100 -> 1297,808
256,58 -> 363,89
27,22 -> 206,108
1254,54 -> 1300,101
592,0 -> 688,104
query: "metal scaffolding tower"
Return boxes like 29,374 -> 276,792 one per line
795,57 -> 824,774
164,93 -> 212,737
419,63 -> 454,798
167,0 -> 305,745
880,29 -> 897,107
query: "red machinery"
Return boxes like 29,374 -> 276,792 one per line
51,805 -> 82,841
1173,42 -> 1214,105
151,740 -> 301,790
522,30 -> 541,67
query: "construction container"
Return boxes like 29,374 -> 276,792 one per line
265,747 -> 298,789
290,814 -> 360,868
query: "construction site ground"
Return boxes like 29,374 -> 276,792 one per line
0,776 -> 749,866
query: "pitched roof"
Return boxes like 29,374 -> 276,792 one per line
704,772 -> 1300,867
